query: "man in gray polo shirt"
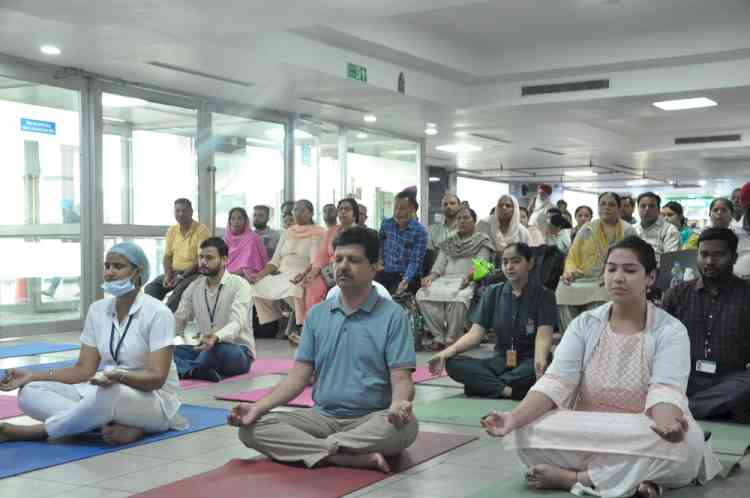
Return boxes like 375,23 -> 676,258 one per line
229,226 -> 418,472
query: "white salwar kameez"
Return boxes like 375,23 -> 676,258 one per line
503,302 -> 721,497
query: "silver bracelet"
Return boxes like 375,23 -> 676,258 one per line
48,368 -> 54,381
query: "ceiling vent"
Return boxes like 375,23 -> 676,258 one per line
674,134 -> 742,145
148,62 -> 254,88
467,133 -> 511,144
530,147 -> 565,156
522,79 -> 610,96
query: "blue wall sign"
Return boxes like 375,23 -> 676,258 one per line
21,118 -> 56,135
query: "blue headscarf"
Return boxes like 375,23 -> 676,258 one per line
108,241 -> 150,286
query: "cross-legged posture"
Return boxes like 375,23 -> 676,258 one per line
428,243 -> 557,400
0,242 -> 183,445
174,237 -> 255,382
417,206 -> 494,348
229,227 -> 419,472
482,237 -> 720,497
662,228 -> 750,423
145,198 -> 210,312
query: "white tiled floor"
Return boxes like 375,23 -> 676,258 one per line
1,335 -> 748,497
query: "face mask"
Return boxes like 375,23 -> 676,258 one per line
101,277 -> 135,297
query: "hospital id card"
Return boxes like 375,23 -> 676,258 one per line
696,360 -> 717,374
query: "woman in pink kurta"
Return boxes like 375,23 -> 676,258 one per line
480,236 -> 720,498
302,198 -> 360,310
224,207 -> 268,280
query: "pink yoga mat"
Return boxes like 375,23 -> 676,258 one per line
131,431 -> 477,498
0,395 -> 22,420
179,358 -> 294,390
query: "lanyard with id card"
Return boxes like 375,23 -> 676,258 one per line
506,338 -> 517,368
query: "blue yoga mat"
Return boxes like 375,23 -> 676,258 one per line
0,342 -> 79,359
0,404 -> 228,478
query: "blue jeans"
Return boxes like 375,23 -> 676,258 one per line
174,342 -> 252,378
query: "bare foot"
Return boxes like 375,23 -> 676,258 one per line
526,464 -> 577,491
102,423 -> 144,445
327,452 -> 391,473
0,422 -> 47,442
636,481 -> 662,498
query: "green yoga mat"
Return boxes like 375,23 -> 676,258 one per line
469,478 -> 570,498
413,394 -> 519,426
699,420 -> 750,456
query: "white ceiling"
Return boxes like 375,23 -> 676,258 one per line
0,0 -> 749,195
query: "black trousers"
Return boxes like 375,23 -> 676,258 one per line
445,355 -> 536,400
144,271 -> 200,313
375,270 -> 420,295
687,370 -> 750,422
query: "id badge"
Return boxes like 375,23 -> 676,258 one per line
696,360 -> 717,374
506,349 -> 518,368
525,318 -> 535,336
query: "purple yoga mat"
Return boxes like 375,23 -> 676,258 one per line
179,358 -> 294,390
0,395 -> 22,420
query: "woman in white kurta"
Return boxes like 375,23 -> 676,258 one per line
0,242 -> 183,445
416,206 -> 494,347
481,236 -> 720,498
248,200 -> 324,336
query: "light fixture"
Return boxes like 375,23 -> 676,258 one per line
386,150 -> 418,156
363,114 -> 377,123
429,177 -> 440,182
626,179 -> 650,186
564,170 -> 598,177
40,45 -> 61,56
102,116 -> 127,123
698,180 -> 707,186
425,128 -> 438,136
652,97 -> 717,111
356,132 -> 367,139
265,128 -> 313,141
436,143 -> 482,153
102,94 -> 148,108
426,122 -> 437,128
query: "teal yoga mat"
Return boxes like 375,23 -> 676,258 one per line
413,394 -> 519,426
0,342 -> 79,359
699,420 -> 750,456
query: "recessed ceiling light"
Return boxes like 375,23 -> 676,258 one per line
436,144 -> 482,153
564,170 -> 598,177
40,45 -> 61,56
386,150 -> 417,156
102,94 -> 148,108
652,97 -> 717,111
425,128 -> 438,136
627,179 -> 650,186
363,115 -> 377,123
356,132 -> 367,139
429,176 -> 440,182
426,122 -> 437,128
698,180 -> 707,186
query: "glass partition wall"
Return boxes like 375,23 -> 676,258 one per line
0,56 -> 424,338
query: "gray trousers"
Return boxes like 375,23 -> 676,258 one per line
144,272 -> 199,313
687,370 -> 750,421
239,408 -> 419,468
417,300 -> 468,345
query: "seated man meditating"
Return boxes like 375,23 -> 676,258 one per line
428,243 -> 557,399
229,226 -> 418,472
0,242 -> 184,445
662,228 -> 750,423
174,237 -> 255,382
481,237 -> 720,497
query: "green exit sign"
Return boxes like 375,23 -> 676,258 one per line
347,63 -> 367,83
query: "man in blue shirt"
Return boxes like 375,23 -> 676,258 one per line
230,227 -> 418,472
376,190 -> 428,295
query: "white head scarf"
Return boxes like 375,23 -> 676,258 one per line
487,194 -> 529,253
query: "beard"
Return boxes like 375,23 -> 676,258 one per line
199,266 -> 221,277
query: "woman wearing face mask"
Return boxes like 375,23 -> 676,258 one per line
556,192 -> 638,330
0,242 -> 184,445
481,237 -> 720,498
224,207 -> 269,281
